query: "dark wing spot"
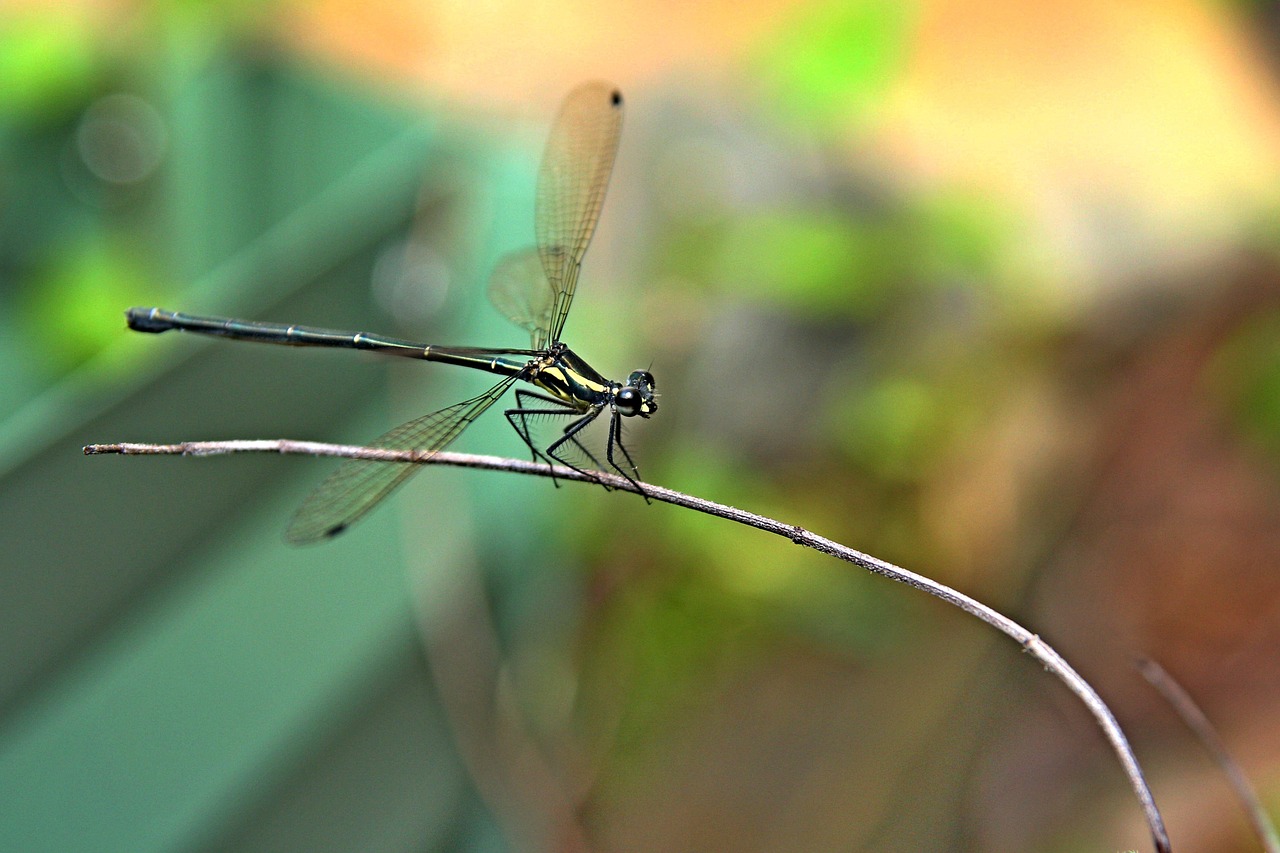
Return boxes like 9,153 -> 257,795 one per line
610,90 -> 622,107
325,523 -> 347,538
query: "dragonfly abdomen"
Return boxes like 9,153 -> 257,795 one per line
421,346 -> 531,378
127,307 -> 431,358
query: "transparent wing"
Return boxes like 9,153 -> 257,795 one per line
487,247 -> 554,348
536,81 -> 624,346
285,376 -> 518,543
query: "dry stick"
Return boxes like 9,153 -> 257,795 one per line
1136,658 -> 1279,853
85,439 -> 1173,852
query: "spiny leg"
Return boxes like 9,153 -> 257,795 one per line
506,389 -> 612,488
506,390 -> 564,464
509,388 -> 607,470
545,405 -> 610,487
559,414 -> 606,472
506,389 -> 578,485
606,410 -> 650,502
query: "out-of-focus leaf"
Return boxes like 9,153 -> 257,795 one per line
584,570 -> 761,763
155,0 -> 278,57
830,374 -> 944,481
578,439 -> 912,786
1209,310 -> 1280,459
710,210 -> 900,317
0,14 -> 99,123
903,188 -> 1022,288
752,0 -> 918,136
23,236 -> 155,375
649,442 -> 906,649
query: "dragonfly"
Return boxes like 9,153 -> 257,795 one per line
127,82 -> 656,544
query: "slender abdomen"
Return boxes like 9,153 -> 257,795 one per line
127,307 -> 429,355
126,307 -> 533,378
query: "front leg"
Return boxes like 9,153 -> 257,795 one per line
506,390 -> 603,487
606,410 -> 650,502
544,404 -> 610,487
505,389 -> 570,466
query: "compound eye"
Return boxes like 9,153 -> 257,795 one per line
615,387 -> 641,416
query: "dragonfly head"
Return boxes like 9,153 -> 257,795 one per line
614,370 -> 657,418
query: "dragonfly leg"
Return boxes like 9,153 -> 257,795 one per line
507,390 -> 570,485
544,405 -> 611,487
606,410 -> 650,503
507,390 -> 558,463
506,390 -> 606,487
558,412 -> 606,471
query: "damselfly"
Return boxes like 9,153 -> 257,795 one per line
127,82 -> 656,543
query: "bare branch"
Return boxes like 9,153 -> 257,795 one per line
1137,657 -> 1278,853
85,438 -> 1172,852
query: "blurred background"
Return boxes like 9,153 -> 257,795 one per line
2,0 -> 1280,850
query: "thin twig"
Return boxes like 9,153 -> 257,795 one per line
1137,657 -> 1279,853
85,438 -> 1172,852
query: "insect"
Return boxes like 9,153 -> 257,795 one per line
127,82 -> 655,543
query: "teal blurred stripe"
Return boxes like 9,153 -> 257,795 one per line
0,465 -> 422,852
0,116 -> 435,484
